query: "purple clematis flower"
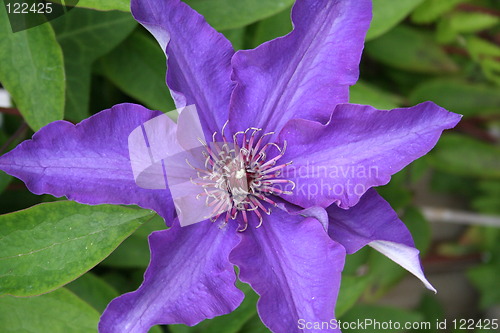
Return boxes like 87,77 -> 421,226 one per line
0,0 -> 462,332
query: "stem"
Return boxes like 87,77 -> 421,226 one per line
0,107 -> 20,116
455,120 -> 497,143
457,4 -> 500,17
469,114 -> 500,122
421,206 -> 500,227
0,122 -> 28,155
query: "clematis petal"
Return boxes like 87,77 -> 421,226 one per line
131,0 -> 234,135
229,0 -> 371,137
327,189 -> 413,253
128,104 -> 205,192
327,189 -> 435,291
99,220 -> 244,332
128,111 -> 181,191
280,102 -> 462,209
369,240 -> 436,292
0,103 -> 175,222
229,208 -> 345,333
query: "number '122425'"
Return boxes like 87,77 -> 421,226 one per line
6,2 -> 53,14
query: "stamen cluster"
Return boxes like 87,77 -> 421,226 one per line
189,124 -> 295,231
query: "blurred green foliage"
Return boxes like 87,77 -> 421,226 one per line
0,0 -> 499,332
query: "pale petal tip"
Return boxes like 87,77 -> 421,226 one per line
369,240 -> 437,293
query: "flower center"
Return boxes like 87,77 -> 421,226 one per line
188,124 -> 295,232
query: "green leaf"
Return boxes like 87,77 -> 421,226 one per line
477,226 -> 500,252
66,272 -> 119,312
250,6 -> 292,48
411,0 -> 468,24
170,282 -> 259,333
97,30 -> 175,113
66,272 -> 175,333
239,316 -> 271,333
185,0 -> 294,31
0,288 -> 100,333
429,170 -> 478,200
340,305 -> 424,333
221,28 -> 246,51
466,36 -> 500,84
0,5 -> 64,131
0,201 -> 155,297
409,156 -> 430,184
429,134 -> 500,178
365,25 -> 458,73
77,0 -> 296,30
69,274 -> 167,331
77,0 -> 130,12
473,180 -> 500,215
0,170 -> 12,194
411,294 -> 444,333
349,81 -> 403,110
410,79 -> 500,117
467,263 -> 500,309
149,326 -> 164,333
377,169 -> 412,211
0,185 -> 43,215
343,247 -> 370,276
73,0 -> 426,39
466,36 -> 500,61
452,12 -> 499,33
367,0 -> 426,40
51,8 -> 136,121
336,275 -> 371,317
480,58 -> 500,86
366,248 -> 407,298
437,12 -> 499,43
102,214 -> 165,268
403,207 -> 431,255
